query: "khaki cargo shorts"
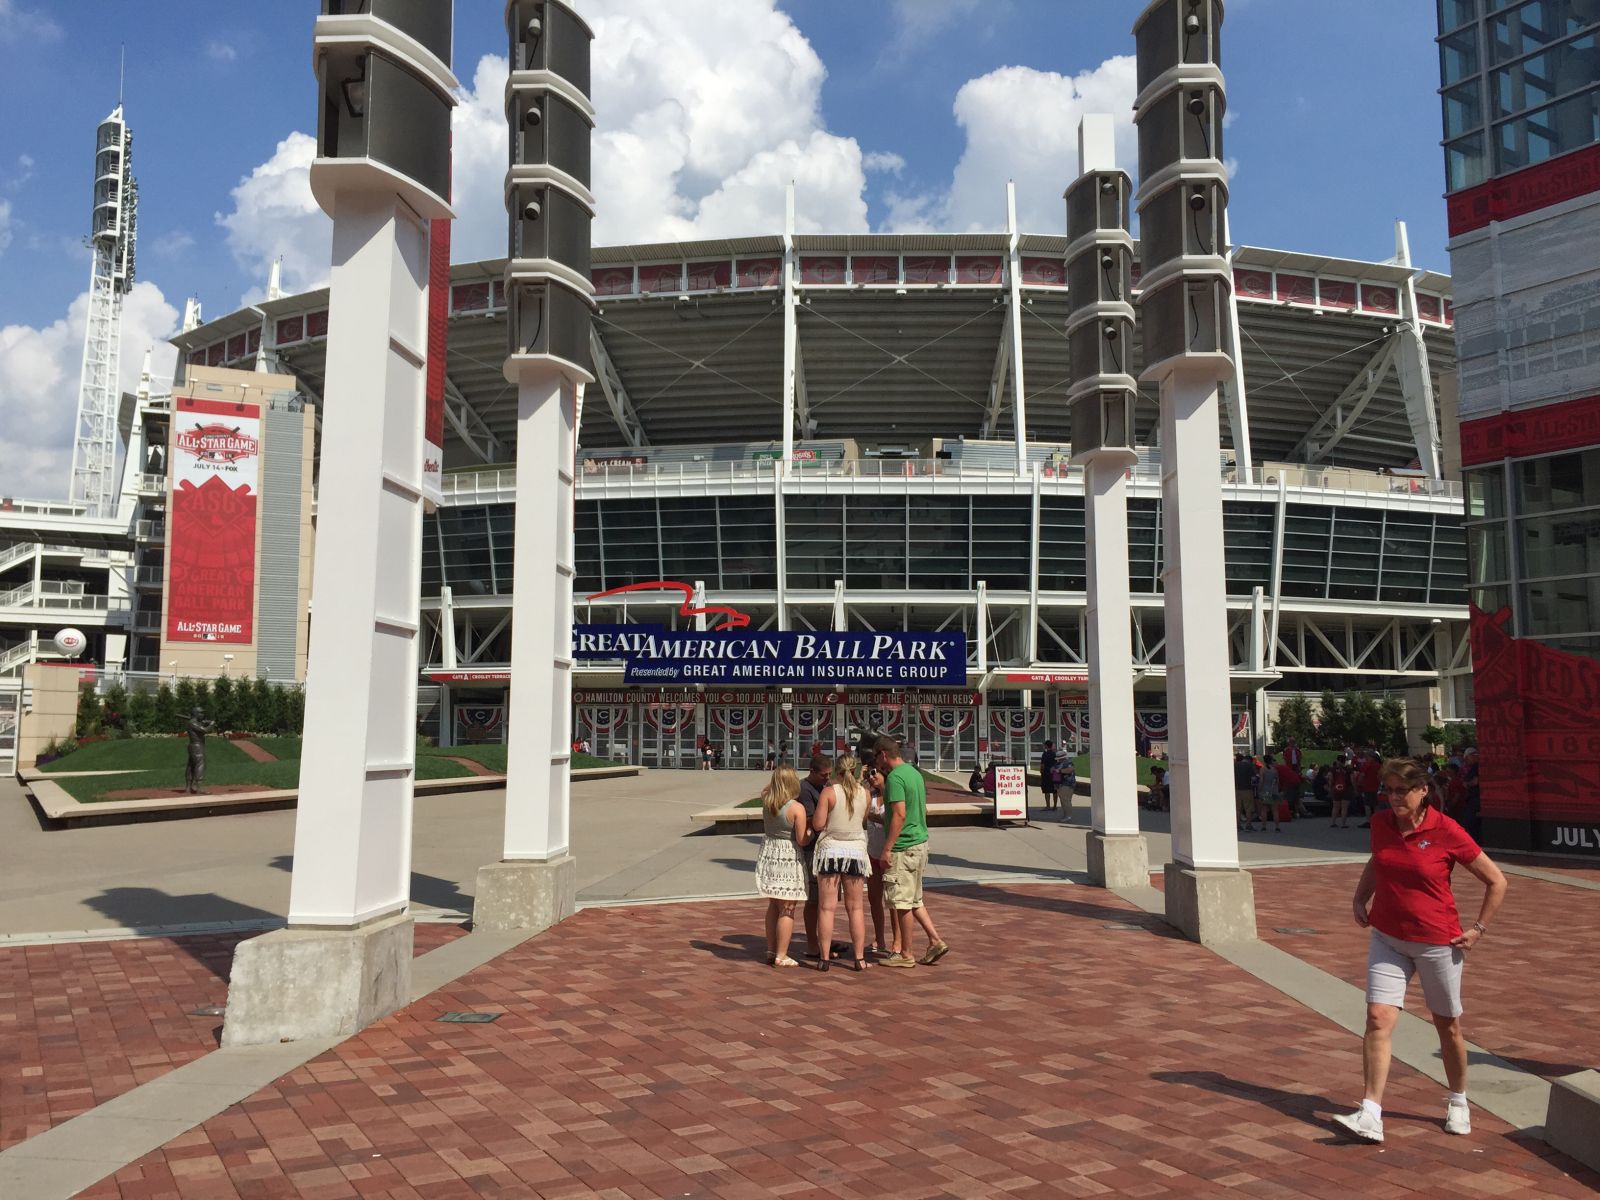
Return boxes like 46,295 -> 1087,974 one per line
885,842 -> 929,911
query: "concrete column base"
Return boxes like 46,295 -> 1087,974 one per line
221,912 -> 413,1047
473,855 -> 577,934
1087,832 -> 1149,890
1163,863 -> 1257,945
1545,1070 -> 1600,1173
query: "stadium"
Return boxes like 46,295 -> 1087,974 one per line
0,213 -> 1472,774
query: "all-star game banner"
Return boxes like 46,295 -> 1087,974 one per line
165,397 -> 261,645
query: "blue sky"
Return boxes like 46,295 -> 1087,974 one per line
1,0 -> 1449,496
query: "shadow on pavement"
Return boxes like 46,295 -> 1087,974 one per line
710,856 -> 758,875
689,933 -> 768,963
1151,1070 -> 1355,1135
1469,1047 -> 1591,1080
269,853 -> 474,913
81,887 -> 281,980
937,882 -> 1179,933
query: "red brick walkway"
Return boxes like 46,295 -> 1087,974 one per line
69,886 -> 1597,1199
1254,863 -> 1600,1080
0,922 -> 469,1151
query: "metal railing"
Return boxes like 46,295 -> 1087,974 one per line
137,473 -> 167,494
0,578 -> 93,609
441,457 -> 1463,502
0,498 -> 93,518
130,610 -> 163,633
0,542 -> 36,573
0,639 -> 37,674
134,519 -> 166,540
134,565 -> 164,586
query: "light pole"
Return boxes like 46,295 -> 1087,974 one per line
1132,0 -> 1255,943
472,1 -> 595,932
223,0 -> 457,1045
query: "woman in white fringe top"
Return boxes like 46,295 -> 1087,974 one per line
810,754 -> 872,972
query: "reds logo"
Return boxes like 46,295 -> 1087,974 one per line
587,581 -> 752,631
177,422 -> 258,464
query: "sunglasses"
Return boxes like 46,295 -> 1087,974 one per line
1381,784 -> 1423,797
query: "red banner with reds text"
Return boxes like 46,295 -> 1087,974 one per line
166,397 -> 261,645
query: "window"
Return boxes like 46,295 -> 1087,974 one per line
1038,495 -> 1087,591
846,496 -> 908,591
1440,0 -> 1479,31
1494,84 -> 1600,170
970,497 -> 1031,591
1222,502 -> 1274,595
1492,32 -> 1597,116
1489,0 -> 1600,65
1445,79 -> 1485,136
1522,575 -> 1600,634
1516,447 -> 1600,514
908,496 -> 971,589
1469,522 -> 1512,582
718,496 -> 777,590
1441,25 -> 1483,84
1447,131 -> 1490,189
1465,466 -> 1507,518
1518,509 -> 1600,578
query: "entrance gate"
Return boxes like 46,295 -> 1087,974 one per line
780,705 -> 832,764
990,708 -> 1047,767
914,702 -> 978,772
640,701 -> 697,768
577,703 -> 631,761
709,704 -> 767,769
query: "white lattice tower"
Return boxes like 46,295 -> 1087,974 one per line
69,105 -> 137,516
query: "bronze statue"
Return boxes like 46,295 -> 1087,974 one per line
185,707 -> 215,794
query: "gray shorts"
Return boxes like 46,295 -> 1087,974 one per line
1366,928 -> 1464,1018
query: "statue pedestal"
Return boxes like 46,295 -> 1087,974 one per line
221,912 -> 413,1047
473,857 -> 577,934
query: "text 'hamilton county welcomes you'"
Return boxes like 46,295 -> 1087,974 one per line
572,626 -> 968,686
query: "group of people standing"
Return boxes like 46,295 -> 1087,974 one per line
756,737 -> 951,971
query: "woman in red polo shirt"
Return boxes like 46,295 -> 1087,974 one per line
1332,759 -> 1507,1144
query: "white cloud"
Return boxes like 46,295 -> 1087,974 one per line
6,153 -> 33,191
863,151 -> 907,176
216,132 -> 328,299
213,0 -> 874,282
0,282 -> 178,500
204,40 -> 238,64
883,57 -> 1138,234
886,0 -> 989,49
0,0 -> 61,43
148,230 -> 196,258
0,198 -> 11,256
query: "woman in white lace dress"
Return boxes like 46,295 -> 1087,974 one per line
810,755 -> 872,971
755,765 -> 810,966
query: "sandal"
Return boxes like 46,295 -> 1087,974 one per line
773,956 -> 799,968
853,958 -> 871,972
817,957 -> 830,973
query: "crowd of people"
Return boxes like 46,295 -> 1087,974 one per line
756,737 -> 951,971
1232,738 -> 1482,837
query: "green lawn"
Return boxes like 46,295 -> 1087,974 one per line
249,735 -> 304,761
39,736 -> 253,773
58,754 -> 475,804
420,741 -> 506,771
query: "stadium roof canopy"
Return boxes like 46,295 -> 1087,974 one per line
174,233 -> 1455,474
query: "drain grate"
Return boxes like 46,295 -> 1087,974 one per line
437,1011 -> 502,1024
1101,922 -> 1146,932
1274,927 -> 1321,935
189,1004 -> 226,1017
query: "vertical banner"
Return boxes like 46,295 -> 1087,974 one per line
166,397 -> 261,644
423,214 -> 450,504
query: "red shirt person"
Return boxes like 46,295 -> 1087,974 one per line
1331,759 -> 1507,1147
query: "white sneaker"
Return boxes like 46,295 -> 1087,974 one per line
1332,1108 -> 1384,1143
1445,1097 -> 1471,1135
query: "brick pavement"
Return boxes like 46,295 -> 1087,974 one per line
1253,863 -> 1600,1081
62,885 -> 1598,1199
0,922 -> 469,1152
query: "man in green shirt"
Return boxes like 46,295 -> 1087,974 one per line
874,737 -> 950,967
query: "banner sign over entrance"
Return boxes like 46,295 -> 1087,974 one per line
572,625 -> 967,687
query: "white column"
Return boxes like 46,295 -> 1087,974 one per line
781,184 -> 798,476
1005,182 -> 1029,474
287,196 -> 429,927
1084,452 -> 1140,837
503,367 -> 575,862
1161,363 -> 1242,871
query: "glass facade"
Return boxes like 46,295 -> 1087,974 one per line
422,494 -> 1470,607
1440,1 -> 1600,191
1462,448 -> 1600,657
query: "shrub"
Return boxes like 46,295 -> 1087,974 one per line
283,685 -> 306,734
75,683 -> 101,738
125,687 -> 156,735
153,683 -> 180,733
173,677 -> 198,726
1443,721 -> 1477,753
211,675 -> 236,732
1270,695 -> 1318,750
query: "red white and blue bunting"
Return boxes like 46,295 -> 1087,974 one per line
643,704 -> 696,734
710,706 -> 766,735
579,705 -> 628,733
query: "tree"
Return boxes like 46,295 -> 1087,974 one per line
283,685 -> 306,735
1377,697 -> 1407,757
75,684 -> 101,738
1443,721 -> 1477,752
1317,689 -> 1346,748
1420,724 -> 1446,752
210,675 -> 236,732
1271,694 -> 1318,750
100,682 -> 129,735
153,683 -> 180,733
125,687 -> 155,735
173,677 -> 198,727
